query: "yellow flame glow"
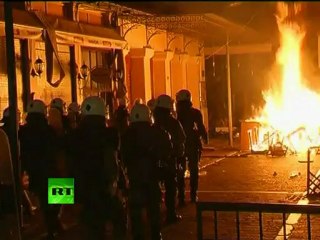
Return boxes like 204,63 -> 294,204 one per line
254,3 -> 320,153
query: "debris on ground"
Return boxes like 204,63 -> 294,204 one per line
289,171 -> 300,179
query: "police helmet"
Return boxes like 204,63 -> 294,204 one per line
130,104 -> 151,123
81,96 -> 105,117
176,89 -> 192,102
50,98 -> 65,112
27,100 -> 46,115
155,94 -> 174,110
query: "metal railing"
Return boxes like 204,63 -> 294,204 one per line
197,201 -> 320,240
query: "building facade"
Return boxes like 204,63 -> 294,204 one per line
0,2 -> 208,127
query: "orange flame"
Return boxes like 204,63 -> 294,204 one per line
253,2 -> 320,153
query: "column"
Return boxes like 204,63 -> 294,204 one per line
186,56 -> 200,109
170,52 -> 189,97
122,48 -> 132,104
199,55 -> 209,130
129,47 -> 154,103
181,52 -> 189,89
151,50 -> 174,98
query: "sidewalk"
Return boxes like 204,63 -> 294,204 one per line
200,136 -> 241,169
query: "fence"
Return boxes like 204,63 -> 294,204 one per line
196,201 -> 320,240
307,146 -> 320,196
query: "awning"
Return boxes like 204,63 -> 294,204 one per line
0,8 -> 42,39
204,43 -> 273,55
45,15 -> 126,49
0,7 -> 126,49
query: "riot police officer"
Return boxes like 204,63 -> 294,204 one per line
176,89 -> 208,203
153,94 -> 186,223
68,96 -> 126,239
19,99 -> 62,239
121,103 -> 172,240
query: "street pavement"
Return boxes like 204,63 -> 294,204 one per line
163,137 -> 320,240
3,136 -> 320,239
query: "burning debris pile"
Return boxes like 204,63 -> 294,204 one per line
249,2 -> 320,155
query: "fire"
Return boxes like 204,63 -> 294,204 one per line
252,3 -> 320,153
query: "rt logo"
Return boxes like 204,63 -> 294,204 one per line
48,178 -> 74,204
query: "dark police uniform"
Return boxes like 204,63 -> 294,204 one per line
19,112 -> 61,239
176,100 -> 208,202
68,116 -> 126,240
153,106 -> 186,222
121,120 -> 172,240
